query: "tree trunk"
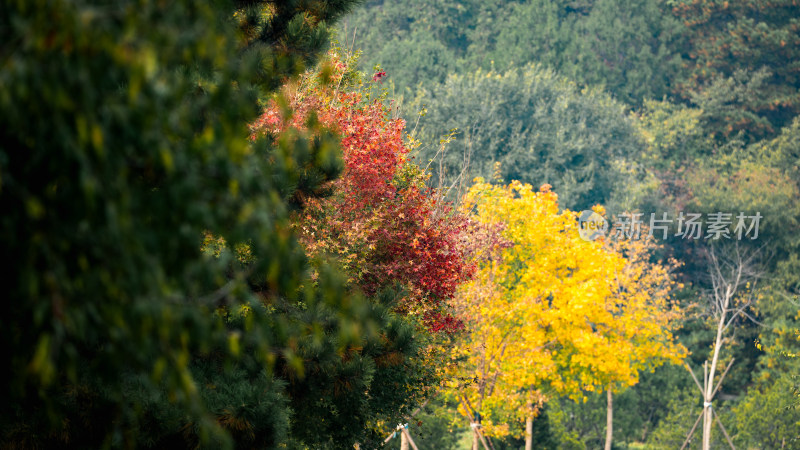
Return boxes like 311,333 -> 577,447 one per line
472,430 -> 479,450
525,406 -> 534,450
703,286 -> 730,450
702,405 -> 713,450
605,387 -> 613,450
401,428 -> 409,450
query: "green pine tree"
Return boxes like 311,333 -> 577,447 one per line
0,0 -> 435,448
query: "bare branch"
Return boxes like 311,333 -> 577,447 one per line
704,243 -> 764,322
686,363 -> 704,395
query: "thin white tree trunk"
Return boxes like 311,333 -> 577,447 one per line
605,387 -> 613,450
703,286 -> 730,450
702,361 -> 709,450
525,399 -> 534,450
400,428 -> 409,450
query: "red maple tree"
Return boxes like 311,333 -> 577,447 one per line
252,53 -> 472,332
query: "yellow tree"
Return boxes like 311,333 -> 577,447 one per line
599,236 -> 687,450
448,179 -> 685,450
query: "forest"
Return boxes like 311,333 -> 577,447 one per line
1,0 -> 798,448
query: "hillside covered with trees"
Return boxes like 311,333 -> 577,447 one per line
343,0 -> 800,447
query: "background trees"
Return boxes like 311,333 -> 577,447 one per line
672,0 -> 800,140
343,0 -> 685,105
345,0 -> 800,446
407,64 -> 642,210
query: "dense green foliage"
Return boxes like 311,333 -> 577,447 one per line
408,64 -> 642,209
1,1 -> 282,444
344,0 -> 685,105
0,0 -> 437,448
674,0 -> 800,141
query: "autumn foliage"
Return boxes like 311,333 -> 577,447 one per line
448,179 -> 686,438
252,50 -> 689,444
252,53 -> 472,331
